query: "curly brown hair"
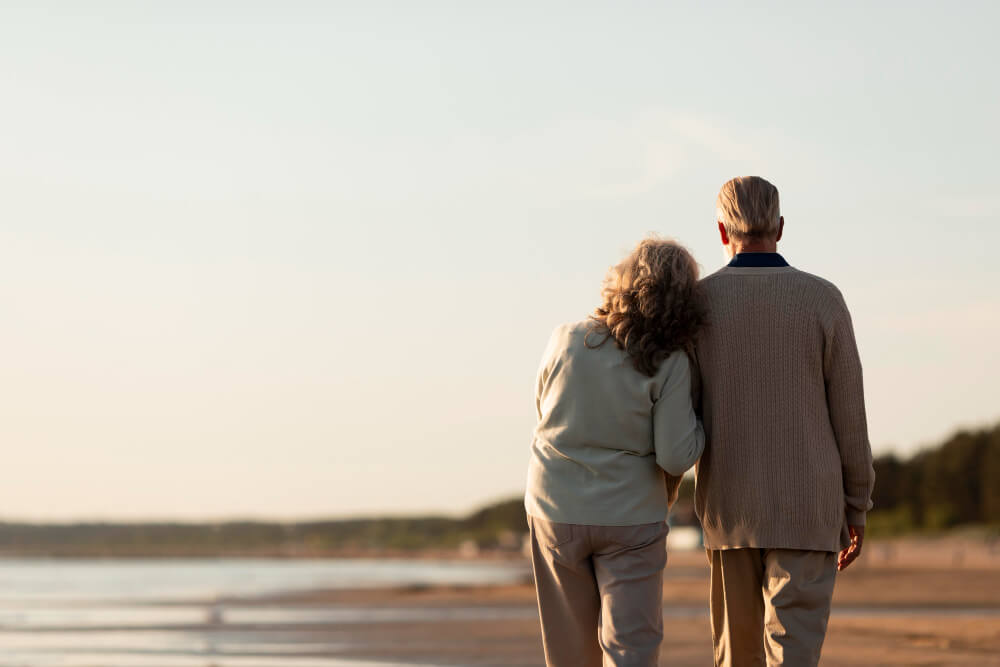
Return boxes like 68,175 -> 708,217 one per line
585,237 -> 706,376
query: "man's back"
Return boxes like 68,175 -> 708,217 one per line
699,177 -> 874,666
695,263 -> 874,552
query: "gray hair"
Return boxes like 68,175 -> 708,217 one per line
716,176 -> 781,240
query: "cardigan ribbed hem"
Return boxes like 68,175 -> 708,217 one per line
701,521 -> 847,553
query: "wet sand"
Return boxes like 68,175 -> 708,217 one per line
224,545 -> 1000,666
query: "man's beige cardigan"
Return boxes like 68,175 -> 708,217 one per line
695,263 -> 875,552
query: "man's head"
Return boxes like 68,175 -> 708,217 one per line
716,176 -> 784,257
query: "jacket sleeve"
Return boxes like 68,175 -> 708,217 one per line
824,300 -> 876,525
535,327 -> 561,421
653,351 -> 705,476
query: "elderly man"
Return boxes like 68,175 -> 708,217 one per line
695,176 -> 875,667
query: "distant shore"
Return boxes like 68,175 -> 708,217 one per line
1,530 -> 997,563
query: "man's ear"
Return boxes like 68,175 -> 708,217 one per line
776,216 -> 784,242
717,221 -> 730,246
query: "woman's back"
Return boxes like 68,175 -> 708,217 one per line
525,320 -> 701,526
523,237 -> 705,667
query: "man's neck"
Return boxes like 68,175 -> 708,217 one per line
730,239 -> 778,255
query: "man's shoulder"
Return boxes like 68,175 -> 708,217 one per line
787,267 -> 844,296
700,266 -> 845,301
698,268 -> 735,295
784,269 -> 852,315
699,267 -> 730,285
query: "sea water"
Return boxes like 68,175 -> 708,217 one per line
0,558 -> 529,666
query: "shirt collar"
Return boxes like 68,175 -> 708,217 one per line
727,252 -> 789,268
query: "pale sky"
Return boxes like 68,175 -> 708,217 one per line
1,1 -> 998,520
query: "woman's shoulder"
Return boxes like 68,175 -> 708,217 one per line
538,320 -> 590,363
542,319 -> 618,363
548,319 -> 594,343
655,348 -> 692,377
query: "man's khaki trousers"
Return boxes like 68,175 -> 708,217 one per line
528,515 -> 669,667
709,548 -> 837,667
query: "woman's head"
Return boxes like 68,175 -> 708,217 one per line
587,237 -> 705,376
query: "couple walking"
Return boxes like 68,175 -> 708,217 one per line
524,176 -> 876,666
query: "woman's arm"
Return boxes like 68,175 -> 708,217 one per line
652,351 -> 705,476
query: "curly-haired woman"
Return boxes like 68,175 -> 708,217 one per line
525,237 -> 706,667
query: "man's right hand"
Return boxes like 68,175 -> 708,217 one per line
838,525 -> 864,571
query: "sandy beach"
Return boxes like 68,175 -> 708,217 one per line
1,540 -> 996,665
213,541 -> 1000,666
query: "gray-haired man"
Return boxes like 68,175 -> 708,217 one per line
695,176 -> 875,666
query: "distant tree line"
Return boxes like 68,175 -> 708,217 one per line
0,424 -> 995,556
867,423 -> 1000,533
0,499 -> 528,557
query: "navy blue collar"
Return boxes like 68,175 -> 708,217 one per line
728,252 -> 789,268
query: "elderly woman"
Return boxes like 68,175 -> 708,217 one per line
525,237 -> 706,667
